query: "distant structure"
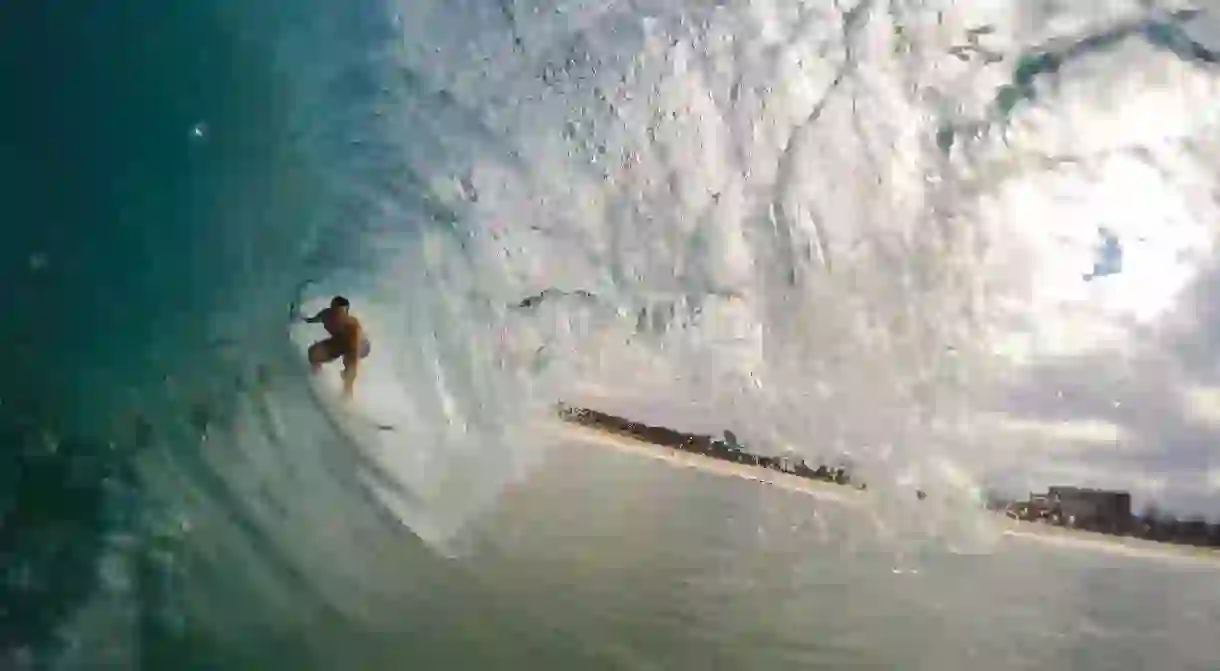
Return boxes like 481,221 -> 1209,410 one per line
1050,486 -> 1131,528
1016,487 -> 1132,531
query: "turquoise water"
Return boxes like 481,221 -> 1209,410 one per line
1,2 -> 324,665
6,1 -> 1220,668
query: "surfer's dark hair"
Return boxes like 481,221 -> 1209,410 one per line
331,296 -> 350,309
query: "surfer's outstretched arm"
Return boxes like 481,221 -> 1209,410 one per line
302,309 -> 327,324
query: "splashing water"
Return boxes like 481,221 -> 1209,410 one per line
11,0 -> 1220,667
282,0 -> 1220,541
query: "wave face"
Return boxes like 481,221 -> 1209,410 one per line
6,0 -> 1220,668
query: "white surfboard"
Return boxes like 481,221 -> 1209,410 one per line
291,322 -> 454,539
287,309 -> 400,463
287,282 -> 485,554
288,295 -> 460,547
300,362 -> 424,499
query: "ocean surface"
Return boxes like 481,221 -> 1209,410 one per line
5,0 -> 1220,668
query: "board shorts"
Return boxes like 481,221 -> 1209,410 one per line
313,337 -> 371,362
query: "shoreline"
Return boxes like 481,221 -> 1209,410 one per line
550,405 -> 1220,566
550,421 -> 863,507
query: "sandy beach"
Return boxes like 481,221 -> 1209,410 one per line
997,518 -> 1220,565
547,420 -> 864,507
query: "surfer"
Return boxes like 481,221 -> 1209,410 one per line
301,296 -> 370,399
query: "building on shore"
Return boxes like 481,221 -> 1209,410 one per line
1005,487 -> 1132,531
1043,487 -> 1132,530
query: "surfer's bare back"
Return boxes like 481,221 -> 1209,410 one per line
303,296 -> 370,399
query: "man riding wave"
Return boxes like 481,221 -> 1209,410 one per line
302,296 -> 369,399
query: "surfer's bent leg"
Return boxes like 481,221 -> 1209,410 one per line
308,338 -> 342,374
340,350 -> 360,398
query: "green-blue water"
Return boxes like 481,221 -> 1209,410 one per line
1,1 -> 325,665
5,1 -> 1220,668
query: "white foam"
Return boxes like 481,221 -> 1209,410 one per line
287,0 -> 1220,546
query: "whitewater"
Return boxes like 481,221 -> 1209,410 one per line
7,0 -> 1220,668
